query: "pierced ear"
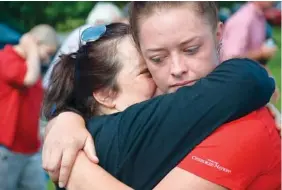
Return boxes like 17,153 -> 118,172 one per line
216,22 -> 224,42
93,88 -> 117,109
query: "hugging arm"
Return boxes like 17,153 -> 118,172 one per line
114,58 -> 274,188
67,58 -> 274,189
67,152 -> 227,190
44,59 -> 274,188
66,151 -> 132,190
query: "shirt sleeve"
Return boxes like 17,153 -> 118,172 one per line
177,109 -> 280,189
0,53 -> 27,86
115,58 -> 274,189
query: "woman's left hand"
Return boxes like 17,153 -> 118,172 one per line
271,86 -> 280,104
42,112 -> 99,188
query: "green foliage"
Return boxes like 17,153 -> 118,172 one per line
0,1 -> 128,32
268,27 -> 281,110
0,1 -> 240,33
217,1 -> 241,8
0,1 -> 241,32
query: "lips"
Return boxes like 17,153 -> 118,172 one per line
170,80 -> 198,87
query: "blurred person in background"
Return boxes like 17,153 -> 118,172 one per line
221,1 -> 280,103
121,2 -> 131,20
43,2 -> 124,89
0,24 -> 58,190
221,1 -> 276,61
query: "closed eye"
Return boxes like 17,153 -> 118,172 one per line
183,46 -> 199,55
150,57 -> 162,63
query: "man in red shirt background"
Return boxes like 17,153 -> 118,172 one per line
0,24 -> 58,190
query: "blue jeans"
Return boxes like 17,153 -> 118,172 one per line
0,145 -> 46,190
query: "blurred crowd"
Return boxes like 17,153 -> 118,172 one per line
0,1 -> 281,190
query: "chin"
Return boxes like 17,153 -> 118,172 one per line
167,87 -> 179,94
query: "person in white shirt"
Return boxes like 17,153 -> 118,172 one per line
43,2 -> 124,89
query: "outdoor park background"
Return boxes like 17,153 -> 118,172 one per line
269,26 -> 281,110
0,1 -> 280,189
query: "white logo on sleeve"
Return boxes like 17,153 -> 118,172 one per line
192,156 -> 232,173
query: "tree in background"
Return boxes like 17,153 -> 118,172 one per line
0,1 -> 235,33
0,1 -> 127,33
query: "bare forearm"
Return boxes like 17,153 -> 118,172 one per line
244,48 -> 275,61
225,50 -> 264,62
24,48 -> 41,86
44,112 -> 85,141
244,49 -> 265,61
67,151 -> 133,190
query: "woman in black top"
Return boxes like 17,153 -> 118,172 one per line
43,23 -> 274,190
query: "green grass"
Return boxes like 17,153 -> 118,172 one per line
47,180 -> 55,190
268,27 -> 281,110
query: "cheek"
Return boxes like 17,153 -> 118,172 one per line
145,78 -> 157,97
190,46 -> 218,77
137,77 -> 156,100
191,61 -> 217,79
119,77 -> 155,105
146,62 -> 170,91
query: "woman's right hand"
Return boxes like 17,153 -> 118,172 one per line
42,112 -> 99,188
266,103 -> 281,136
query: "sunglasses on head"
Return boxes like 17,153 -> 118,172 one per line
80,25 -> 107,44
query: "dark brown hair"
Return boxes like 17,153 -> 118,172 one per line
43,23 -> 130,120
129,1 -> 219,49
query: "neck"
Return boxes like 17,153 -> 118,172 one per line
13,45 -> 27,59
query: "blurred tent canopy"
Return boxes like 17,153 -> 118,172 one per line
0,23 -> 21,49
0,1 -> 237,33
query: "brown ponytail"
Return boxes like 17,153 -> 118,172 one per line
43,52 -> 95,120
43,23 -> 130,120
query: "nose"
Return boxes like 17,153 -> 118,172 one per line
170,54 -> 188,78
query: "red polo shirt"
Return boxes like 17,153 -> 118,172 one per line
178,107 -> 281,190
0,45 -> 42,154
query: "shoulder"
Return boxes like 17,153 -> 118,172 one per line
191,107 -> 278,159
178,107 -> 280,189
0,45 -> 19,60
0,45 -> 26,69
87,113 -> 121,137
86,114 -> 123,173
225,6 -> 253,29
220,107 -> 278,144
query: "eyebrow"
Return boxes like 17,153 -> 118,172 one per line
145,47 -> 166,53
179,37 -> 200,46
145,37 -> 200,53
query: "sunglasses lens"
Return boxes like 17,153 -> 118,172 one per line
81,25 -> 107,42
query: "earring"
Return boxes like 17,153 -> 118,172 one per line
217,40 -> 222,55
216,40 -> 223,63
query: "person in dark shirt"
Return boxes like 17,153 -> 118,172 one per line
42,22 -> 276,190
